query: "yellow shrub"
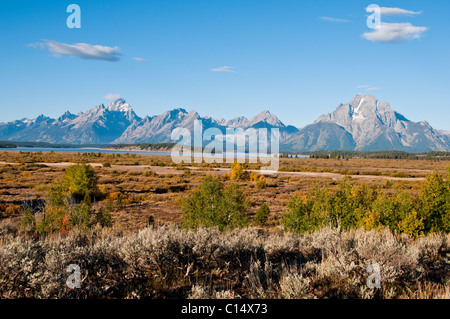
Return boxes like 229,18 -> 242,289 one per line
398,211 -> 424,240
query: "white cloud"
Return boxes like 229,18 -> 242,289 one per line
362,22 -> 428,43
133,57 -> 147,63
104,94 -> 122,101
30,40 -> 121,61
378,7 -> 422,16
320,16 -> 351,23
357,85 -> 381,91
211,66 -> 235,73
26,42 -> 45,49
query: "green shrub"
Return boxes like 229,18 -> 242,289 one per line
61,164 -> 98,200
19,208 -> 36,229
70,202 -> 92,230
147,215 -> 155,226
419,171 -> 450,232
36,164 -> 99,234
281,176 -> 449,236
283,194 -> 317,233
254,203 -> 270,226
36,202 -> 66,234
144,170 -> 156,177
181,175 -> 248,230
256,178 -> 267,189
398,211 -> 424,239
95,208 -> 113,228
331,181 -> 376,230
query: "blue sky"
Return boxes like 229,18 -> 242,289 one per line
1,0 -> 449,129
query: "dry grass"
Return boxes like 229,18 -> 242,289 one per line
0,224 -> 448,299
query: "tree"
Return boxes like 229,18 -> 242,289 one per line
282,194 -> 313,234
181,175 -> 248,230
420,171 -> 450,232
61,164 -> 98,201
254,203 -> 270,226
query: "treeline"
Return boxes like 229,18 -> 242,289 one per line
108,142 -> 175,150
282,150 -> 450,160
0,141 -> 105,149
282,171 -> 450,237
0,142 -> 17,148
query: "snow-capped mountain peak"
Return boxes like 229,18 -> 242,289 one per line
106,98 -> 133,113
301,94 -> 450,152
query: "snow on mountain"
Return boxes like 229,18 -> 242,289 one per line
286,94 -> 450,152
0,99 -> 141,144
0,95 -> 449,152
114,107 -> 295,144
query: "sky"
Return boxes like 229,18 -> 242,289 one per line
1,0 -> 450,130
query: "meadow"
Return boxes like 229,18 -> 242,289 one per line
0,150 -> 448,299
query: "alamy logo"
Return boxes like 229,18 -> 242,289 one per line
66,4 -> 81,29
66,264 -> 81,289
171,120 -> 280,173
366,263 -> 381,289
366,4 -> 381,29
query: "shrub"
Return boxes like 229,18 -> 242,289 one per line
419,171 -> 450,233
19,208 -> 36,229
95,208 -> 113,228
280,273 -> 313,299
181,175 -> 248,230
36,201 -> 66,234
256,177 -> 267,189
144,170 -> 157,177
282,194 -> 317,234
331,181 -> 376,230
228,161 -> 249,181
254,203 -> 270,226
61,164 -> 99,200
282,175 -> 450,236
398,211 -> 424,240
36,164 -> 99,234
0,202 -> 21,218
147,215 -> 155,226
1,225 -> 445,299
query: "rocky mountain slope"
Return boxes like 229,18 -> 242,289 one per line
284,94 -> 450,152
1,95 -> 448,152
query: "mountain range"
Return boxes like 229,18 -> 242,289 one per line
1,94 -> 449,153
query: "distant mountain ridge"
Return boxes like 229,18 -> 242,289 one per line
0,98 -> 296,145
1,95 -> 449,152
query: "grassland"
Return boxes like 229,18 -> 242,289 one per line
1,150 -> 449,229
1,150 -> 445,231
0,149 -> 448,299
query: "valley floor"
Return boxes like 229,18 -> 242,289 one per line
0,150 -> 448,231
0,150 -> 449,299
